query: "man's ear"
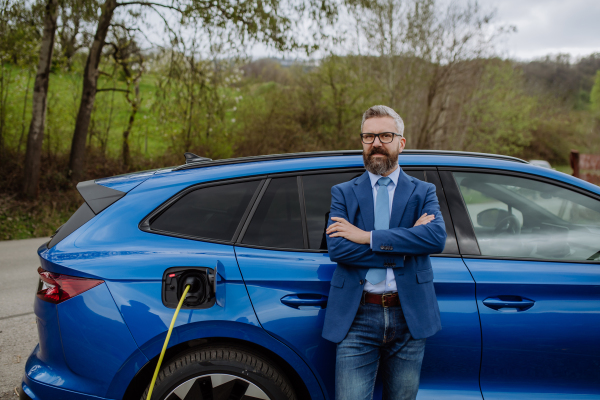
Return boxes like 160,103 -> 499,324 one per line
398,137 -> 406,153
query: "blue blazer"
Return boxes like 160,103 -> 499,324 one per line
322,168 -> 446,343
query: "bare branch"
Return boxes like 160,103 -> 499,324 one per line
116,1 -> 184,13
97,88 -> 130,93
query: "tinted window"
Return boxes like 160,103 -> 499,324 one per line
242,177 -> 304,249
151,180 -> 260,241
404,170 -> 425,181
455,171 -> 600,261
303,172 -> 363,249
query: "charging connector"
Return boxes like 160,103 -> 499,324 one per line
146,284 -> 191,400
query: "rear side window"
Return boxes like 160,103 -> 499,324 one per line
242,177 -> 304,249
150,180 -> 260,241
303,172 -> 363,249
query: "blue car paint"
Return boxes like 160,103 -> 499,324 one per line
23,153 -> 600,399
235,246 -> 338,399
94,169 -> 160,193
463,258 -> 600,399
57,284 -> 147,396
22,375 -> 114,400
418,257 -> 482,400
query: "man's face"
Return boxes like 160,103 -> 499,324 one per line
362,116 -> 406,176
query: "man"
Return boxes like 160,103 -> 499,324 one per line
323,105 -> 446,400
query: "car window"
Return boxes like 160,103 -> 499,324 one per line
242,177 -> 304,249
150,180 -> 260,241
303,172 -> 363,249
454,171 -> 600,261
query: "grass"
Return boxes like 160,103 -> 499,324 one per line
2,65 -> 173,160
0,191 -> 80,241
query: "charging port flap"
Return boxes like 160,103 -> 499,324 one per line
162,267 -> 216,309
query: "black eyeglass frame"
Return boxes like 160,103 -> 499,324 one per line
360,132 -> 403,144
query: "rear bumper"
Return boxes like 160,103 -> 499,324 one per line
21,374 -> 114,400
28,282 -> 148,399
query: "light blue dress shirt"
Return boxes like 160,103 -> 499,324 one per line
365,166 -> 400,294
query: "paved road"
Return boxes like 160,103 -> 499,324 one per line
0,237 -> 49,398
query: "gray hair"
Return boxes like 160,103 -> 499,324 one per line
361,105 -> 405,136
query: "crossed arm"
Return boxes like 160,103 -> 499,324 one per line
325,184 -> 447,268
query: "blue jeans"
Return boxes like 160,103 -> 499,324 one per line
336,302 -> 427,400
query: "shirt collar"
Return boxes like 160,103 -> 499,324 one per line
368,165 -> 400,189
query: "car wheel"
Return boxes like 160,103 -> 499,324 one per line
141,346 -> 297,400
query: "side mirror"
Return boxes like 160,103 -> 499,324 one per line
477,208 -> 510,228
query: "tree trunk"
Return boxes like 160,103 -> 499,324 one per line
122,84 -> 140,169
17,68 -> 33,153
21,0 -> 59,199
68,0 -> 117,183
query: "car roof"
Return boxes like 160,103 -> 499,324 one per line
99,150 -> 600,198
174,150 -> 528,171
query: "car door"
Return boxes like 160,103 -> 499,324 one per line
235,168 -> 482,400
441,169 -> 600,399
417,170 -> 482,400
234,172 -> 358,400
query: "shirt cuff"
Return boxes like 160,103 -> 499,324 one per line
370,231 -> 373,249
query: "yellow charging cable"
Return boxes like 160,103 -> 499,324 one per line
147,284 -> 191,400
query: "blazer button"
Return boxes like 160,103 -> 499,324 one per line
389,246 -> 393,250
380,245 -> 385,250
359,280 -> 364,285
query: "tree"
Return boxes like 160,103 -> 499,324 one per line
106,28 -> 144,168
591,70 -> 600,116
151,28 -> 242,160
56,0 -> 98,69
0,0 -> 41,158
22,0 -> 59,198
353,0 -> 509,149
461,61 -> 536,155
67,0 -> 339,182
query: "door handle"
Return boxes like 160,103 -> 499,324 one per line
281,294 -> 328,309
482,296 -> 535,311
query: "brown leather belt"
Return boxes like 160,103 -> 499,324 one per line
362,292 -> 400,307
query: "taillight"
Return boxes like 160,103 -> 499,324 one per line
37,267 -> 103,304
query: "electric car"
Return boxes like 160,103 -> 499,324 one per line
21,150 -> 600,400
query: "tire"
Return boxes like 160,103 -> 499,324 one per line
141,346 -> 297,400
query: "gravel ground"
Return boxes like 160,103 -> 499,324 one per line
0,237 -> 49,398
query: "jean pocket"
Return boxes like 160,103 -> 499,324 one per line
416,269 -> 434,284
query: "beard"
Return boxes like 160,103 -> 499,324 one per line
363,146 -> 399,175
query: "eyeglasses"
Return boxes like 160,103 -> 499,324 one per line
360,132 -> 402,144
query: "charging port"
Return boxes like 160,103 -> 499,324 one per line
162,267 -> 216,309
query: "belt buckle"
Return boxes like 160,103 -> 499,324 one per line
381,293 -> 392,308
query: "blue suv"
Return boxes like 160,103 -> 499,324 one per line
22,150 -> 600,400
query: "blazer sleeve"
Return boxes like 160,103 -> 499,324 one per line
371,183 -> 447,255
326,185 -> 399,268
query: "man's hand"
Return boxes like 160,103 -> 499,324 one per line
414,213 -> 435,227
327,217 -> 370,245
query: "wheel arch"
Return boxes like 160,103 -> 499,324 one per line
120,333 -> 321,400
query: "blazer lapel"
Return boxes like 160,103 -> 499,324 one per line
389,168 -> 416,228
352,171 -> 375,231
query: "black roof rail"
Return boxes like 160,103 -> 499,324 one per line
173,149 -> 528,171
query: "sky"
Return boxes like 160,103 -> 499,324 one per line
249,0 -> 600,61
139,0 -> 600,62
492,0 -> 600,60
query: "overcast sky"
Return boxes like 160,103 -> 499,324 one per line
492,0 -> 600,60
248,0 -> 600,61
